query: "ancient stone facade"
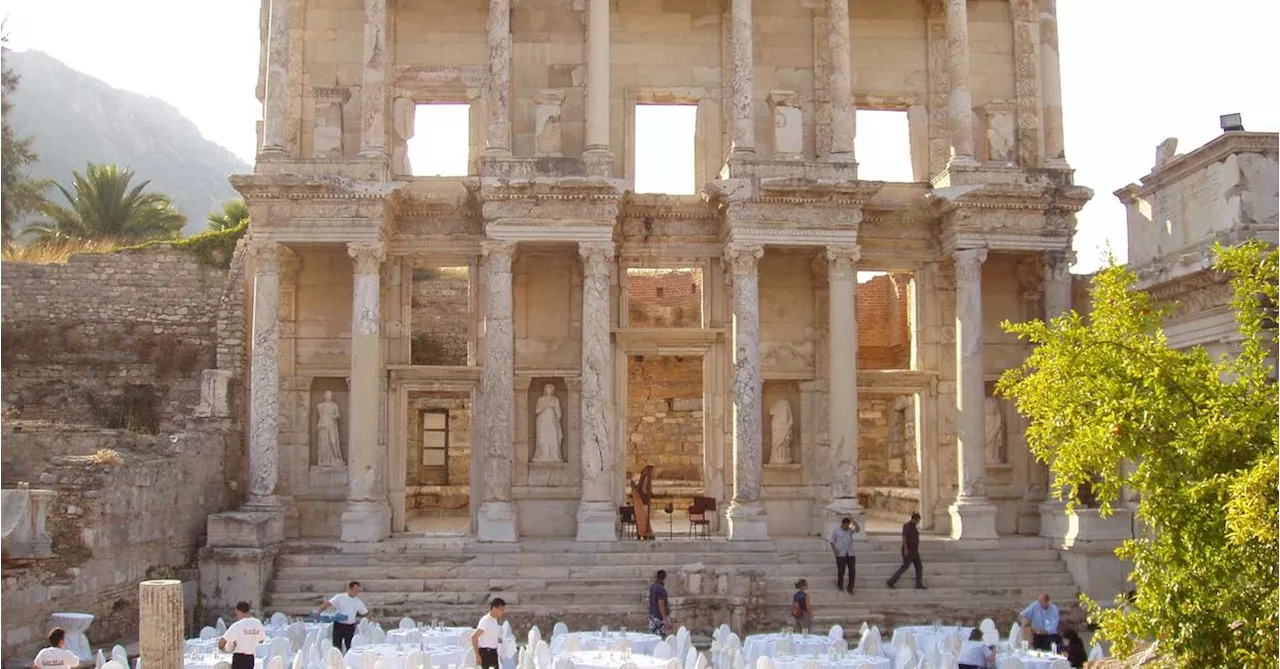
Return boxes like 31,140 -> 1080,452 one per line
203,0 -> 1093,614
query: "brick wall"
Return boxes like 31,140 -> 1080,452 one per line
627,270 -> 703,328
626,356 -> 703,484
1,248 -> 227,432
1,422 -> 234,660
410,267 -> 470,365
857,275 -> 910,369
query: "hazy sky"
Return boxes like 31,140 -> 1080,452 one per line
4,0 -> 1277,272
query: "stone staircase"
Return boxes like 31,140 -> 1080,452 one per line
263,533 -> 1084,638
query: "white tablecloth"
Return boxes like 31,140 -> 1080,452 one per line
267,622 -> 332,639
562,632 -> 663,655
770,655 -> 890,669
386,628 -> 475,649
346,644 -> 470,669
557,650 -> 672,669
743,634 -> 835,667
52,612 -> 94,661
996,651 -> 1067,669
185,652 -> 285,669
889,626 -> 971,654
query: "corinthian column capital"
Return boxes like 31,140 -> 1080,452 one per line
578,241 -> 615,276
724,243 -> 765,278
347,242 -> 386,275
953,247 -> 988,283
248,241 -> 283,275
825,244 -> 862,280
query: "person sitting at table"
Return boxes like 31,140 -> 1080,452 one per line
32,628 -> 80,669
1018,593 -> 1061,652
217,602 -> 266,669
648,570 -> 671,637
1060,628 -> 1088,668
471,598 -> 507,669
790,579 -> 811,632
318,581 -> 368,652
955,628 -> 994,669
630,465 -> 656,540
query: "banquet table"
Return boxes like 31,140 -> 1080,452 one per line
742,634 -> 835,667
386,627 -> 476,648
560,632 -> 663,655
770,654 -> 890,669
557,650 -> 674,669
185,650 -> 295,669
996,650 -> 1068,669
888,626 -> 972,654
52,612 -> 94,661
267,622 -> 333,639
345,644 -> 471,669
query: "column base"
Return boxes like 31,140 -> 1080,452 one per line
340,500 -> 391,543
575,500 -> 618,542
947,154 -> 980,169
726,500 -> 769,541
948,499 -> 999,540
583,146 -> 614,177
823,499 -> 867,539
477,501 -> 518,542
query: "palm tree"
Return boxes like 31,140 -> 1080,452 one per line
206,198 -> 249,232
27,163 -> 186,243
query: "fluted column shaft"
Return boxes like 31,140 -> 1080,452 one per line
825,245 -> 864,528
946,0 -> 977,165
486,0 -> 513,156
1040,0 -> 1066,166
260,0 -> 290,155
246,242 -> 281,508
478,241 -> 518,541
949,247 -> 999,538
139,580 -> 183,669
585,0 -> 611,154
341,242 -> 390,542
729,0 -> 756,156
576,242 -> 617,541
358,0 -> 389,158
726,244 -> 768,540
827,0 -> 856,161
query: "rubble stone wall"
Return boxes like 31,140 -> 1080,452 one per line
1,248 -> 227,432
626,356 -> 704,484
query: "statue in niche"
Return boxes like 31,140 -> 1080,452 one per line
769,399 -> 795,464
316,391 -> 345,467
985,396 -> 1006,464
532,384 -> 564,463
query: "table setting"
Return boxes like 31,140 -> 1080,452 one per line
742,631 -> 835,667
996,642 -> 1070,669
556,649 -> 673,669
560,629 -> 663,655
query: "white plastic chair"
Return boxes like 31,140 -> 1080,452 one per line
95,649 -> 107,668
978,619 -> 997,635
328,648 -> 344,669
360,651 -> 378,669
941,632 -> 963,656
266,657 -> 284,669
211,663 -> 231,669
400,616 -> 417,630
216,617 -> 228,634
271,612 -> 289,627
891,647 -> 914,669
269,636 -> 291,660
370,627 -> 387,645
1007,622 -> 1022,647
684,647 -> 699,669
552,622 -> 569,638
676,627 -> 691,659
501,636 -> 518,660
288,622 -> 306,652
856,629 -> 881,657
716,624 -> 731,641
291,648 -> 306,669
111,645 -> 128,665
828,625 -> 843,641
997,657 -> 1024,669
1088,644 -> 1105,661
351,634 -> 367,649
535,639 -> 552,669
754,658 -> 774,669
200,626 -> 219,640
895,629 -> 916,654
552,658 -> 576,669
724,633 -> 741,651
528,626 -> 542,650
830,639 -> 848,654
662,660 -> 681,669
653,639 -> 674,659
859,622 -> 869,635
981,627 -> 999,645
694,653 -> 709,669
404,650 -> 427,669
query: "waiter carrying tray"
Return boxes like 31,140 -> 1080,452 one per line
317,581 -> 368,652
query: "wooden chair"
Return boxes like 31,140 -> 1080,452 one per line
619,504 -> 637,539
688,496 -> 714,538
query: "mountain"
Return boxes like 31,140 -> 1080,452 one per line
3,49 -> 251,235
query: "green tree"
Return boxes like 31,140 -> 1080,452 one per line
28,163 -> 186,243
206,198 -> 249,232
996,241 -> 1278,666
1,35 -> 52,242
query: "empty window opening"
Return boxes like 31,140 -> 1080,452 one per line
635,105 -> 698,194
409,104 -> 470,177
854,110 -> 914,182
626,267 -> 704,327
857,271 -> 915,370
411,265 -> 471,365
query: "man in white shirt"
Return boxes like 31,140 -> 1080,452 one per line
318,581 -> 368,652
217,601 -> 266,669
828,516 -> 860,594
470,598 -> 506,669
32,628 -> 81,669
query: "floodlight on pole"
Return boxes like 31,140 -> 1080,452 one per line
1220,113 -> 1245,133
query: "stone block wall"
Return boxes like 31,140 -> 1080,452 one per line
0,421 -> 234,661
857,394 -> 918,489
410,267 -> 470,365
626,356 -> 703,485
1,248 -> 228,432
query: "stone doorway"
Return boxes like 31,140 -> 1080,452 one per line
403,391 -> 471,533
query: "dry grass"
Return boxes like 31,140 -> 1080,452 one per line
1,239 -> 125,264
88,448 -> 125,466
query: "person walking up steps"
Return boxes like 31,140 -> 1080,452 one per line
886,512 -> 925,589
828,517 -> 859,593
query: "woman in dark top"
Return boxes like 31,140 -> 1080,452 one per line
791,579 -> 811,632
1061,628 -> 1088,668
630,465 -> 655,540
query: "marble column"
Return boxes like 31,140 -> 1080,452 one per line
946,0 -> 978,166
576,242 -> 617,541
725,243 -> 767,540
827,0 -> 857,162
729,0 -> 756,157
138,580 -> 183,669
358,0 -> 389,158
824,245 -> 865,534
479,240 -> 518,541
260,0 -> 290,156
949,247 -> 998,539
341,242 -> 391,542
1040,0 -> 1067,167
246,241 -> 282,509
584,0 -> 613,173
486,0 -> 512,156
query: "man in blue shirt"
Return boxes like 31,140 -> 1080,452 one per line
1019,593 -> 1061,651
648,570 -> 670,637
827,517 -> 860,594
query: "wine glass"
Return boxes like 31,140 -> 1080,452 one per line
1020,640 -> 1029,653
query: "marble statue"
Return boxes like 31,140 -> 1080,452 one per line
769,399 -> 794,464
316,391 -> 344,467
532,384 -> 563,463
985,396 -> 1005,464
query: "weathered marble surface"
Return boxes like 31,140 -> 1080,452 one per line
576,241 -> 616,541
261,0 -> 289,155
247,241 -> 281,507
949,247 -> 998,540
1040,0 -> 1067,166
343,241 -> 390,542
725,243 -> 767,540
826,0 -> 855,161
825,244 -> 860,502
728,0 -> 755,156
485,0 -> 512,156
479,240 -> 517,541
584,0 -> 610,154
359,0 -> 388,158
139,580 -> 183,669
946,0 -> 977,165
